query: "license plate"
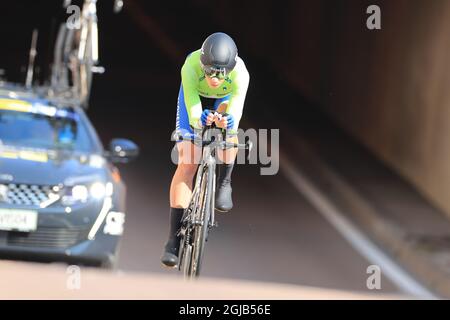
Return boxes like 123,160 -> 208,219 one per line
0,208 -> 38,232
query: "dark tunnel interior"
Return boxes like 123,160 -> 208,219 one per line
2,0 -> 450,297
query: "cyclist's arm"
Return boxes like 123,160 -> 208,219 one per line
226,58 -> 250,133
181,62 -> 203,129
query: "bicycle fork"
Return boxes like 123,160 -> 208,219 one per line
206,153 -> 218,232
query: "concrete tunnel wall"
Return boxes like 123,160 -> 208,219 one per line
202,0 -> 450,216
318,1 -> 450,217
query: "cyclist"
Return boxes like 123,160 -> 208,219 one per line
161,32 -> 250,267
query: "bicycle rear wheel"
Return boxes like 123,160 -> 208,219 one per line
77,19 -> 95,108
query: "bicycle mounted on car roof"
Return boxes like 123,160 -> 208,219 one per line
50,0 -> 123,109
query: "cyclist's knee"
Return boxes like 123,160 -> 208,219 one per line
218,135 -> 239,164
177,141 -> 201,166
177,163 -> 198,178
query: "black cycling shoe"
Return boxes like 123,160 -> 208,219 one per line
161,240 -> 180,268
161,252 -> 178,268
161,207 -> 184,268
215,180 -> 233,212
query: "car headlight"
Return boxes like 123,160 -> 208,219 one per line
90,182 -> 106,199
61,185 -> 88,205
72,185 -> 89,201
61,182 -> 113,205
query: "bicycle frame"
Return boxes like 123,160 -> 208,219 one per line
178,132 -> 217,277
200,134 -> 217,230
177,125 -> 250,278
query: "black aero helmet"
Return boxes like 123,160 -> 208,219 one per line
200,32 -> 238,73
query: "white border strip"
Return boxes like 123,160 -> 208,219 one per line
88,197 -> 112,240
281,153 -> 437,299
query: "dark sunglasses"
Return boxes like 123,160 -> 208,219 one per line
202,65 -> 228,79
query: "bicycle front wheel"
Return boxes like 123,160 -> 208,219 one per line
189,163 -> 215,277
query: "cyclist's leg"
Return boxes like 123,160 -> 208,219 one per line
162,84 -> 201,267
213,98 -> 238,212
172,85 -> 201,207
170,140 -> 201,208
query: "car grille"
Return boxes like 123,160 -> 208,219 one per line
0,183 -> 56,206
7,226 -> 88,248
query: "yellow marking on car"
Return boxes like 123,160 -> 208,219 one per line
0,151 -> 19,159
0,149 -> 48,163
18,151 -> 48,163
0,99 -> 32,112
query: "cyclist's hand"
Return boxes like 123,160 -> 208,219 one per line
215,113 -> 234,130
201,109 -> 215,127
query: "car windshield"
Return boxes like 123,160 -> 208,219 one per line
0,109 -> 93,151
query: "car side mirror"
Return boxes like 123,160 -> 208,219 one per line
108,138 -> 139,163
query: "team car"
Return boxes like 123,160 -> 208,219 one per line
0,84 -> 138,268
